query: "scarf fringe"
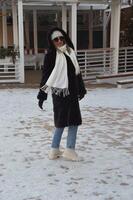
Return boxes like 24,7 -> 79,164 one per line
51,87 -> 70,97
41,85 -> 70,97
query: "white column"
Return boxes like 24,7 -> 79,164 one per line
71,3 -> 77,51
33,9 -> 38,54
110,0 -> 121,74
18,0 -> 24,83
62,4 -> 67,32
2,3 -> 8,47
12,0 -> 18,47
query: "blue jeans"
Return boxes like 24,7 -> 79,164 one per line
51,126 -> 78,149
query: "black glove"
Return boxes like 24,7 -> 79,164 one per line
37,90 -> 47,110
38,99 -> 44,109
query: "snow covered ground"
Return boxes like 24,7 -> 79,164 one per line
0,87 -> 133,200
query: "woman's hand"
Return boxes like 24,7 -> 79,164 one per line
78,93 -> 85,101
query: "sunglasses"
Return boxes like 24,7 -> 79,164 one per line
53,36 -> 64,42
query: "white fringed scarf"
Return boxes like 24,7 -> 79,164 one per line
41,44 -> 80,96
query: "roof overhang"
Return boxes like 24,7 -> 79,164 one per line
0,0 -> 111,5
0,0 -> 131,8
0,0 -> 132,4
23,0 -> 111,4
0,0 -> 111,10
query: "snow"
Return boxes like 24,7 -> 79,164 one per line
0,87 -> 133,200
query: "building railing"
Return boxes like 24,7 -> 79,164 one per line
119,47 -> 133,73
1,46 -> 133,83
0,58 -> 20,83
77,48 -> 115,81
77,47 -> 133,81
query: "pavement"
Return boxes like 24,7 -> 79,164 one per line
0,87 -> 133,200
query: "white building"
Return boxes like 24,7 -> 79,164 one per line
0,0 -> 131,83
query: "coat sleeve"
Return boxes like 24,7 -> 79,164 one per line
37,52 -> 55,101
76,72 -> 87,100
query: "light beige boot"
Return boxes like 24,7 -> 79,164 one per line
62,148 -> 82,161
48,148 -> 63,160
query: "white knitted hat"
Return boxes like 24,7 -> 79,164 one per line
51,31 -> 63,40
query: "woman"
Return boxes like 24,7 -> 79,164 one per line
37,27 -> 86,161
